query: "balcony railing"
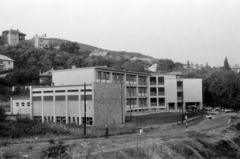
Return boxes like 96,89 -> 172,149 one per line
139,105 -> 148,107
151,103 -> 157,106
138,93 -> 148,96
159,103 -> 165,106
150,82 -> 156,85
177,87 -> 183,91
158,92 -> 165,96
127,93 -> 137,97
177,97 -> 183,101
138,82 -> 147,85
150,92 -> 157,96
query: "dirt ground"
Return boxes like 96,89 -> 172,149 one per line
1,113 -> 239,159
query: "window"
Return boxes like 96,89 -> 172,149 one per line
55,90 -> 65,93
16,102 -> 19,107
68,90 -> 79,92
0,61 -> 2,64
33,91 -> 41,94
68,95 -> 79,101
56,96 -> 65,101
44,91 -> 53,93
22,102 -> 25,106
44,96 -> 53,101
81,95 -> 92,101
81,89 -> 92,92
82,117 -> 93,125
33,97 -> 41,101
8,61 -> 10,65
27,102 -> 30,106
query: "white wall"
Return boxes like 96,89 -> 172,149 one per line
52,68 -> 95,86
165,78 -> 177,103
183,79 -> 202,102
12,99 -> 30,115
2,61 -> 13,70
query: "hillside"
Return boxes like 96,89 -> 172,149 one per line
49,38 -> 157,61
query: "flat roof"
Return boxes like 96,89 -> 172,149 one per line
52,66 -> 150,76
32,84 -> 92,89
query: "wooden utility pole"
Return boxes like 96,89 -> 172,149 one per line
84,83 -> 86,135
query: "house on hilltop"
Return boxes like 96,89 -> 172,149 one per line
90,49 -> 111,58
0,55 -> 14,71
33,34 -> 49,49
231,63 -> 240,73
2,29 -> 26,46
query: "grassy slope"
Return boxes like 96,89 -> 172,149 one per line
1,114 -> 240,158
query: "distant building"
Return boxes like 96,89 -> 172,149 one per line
130,56 -> 154,63
11,97 -> 30,115
148,63 -> 157,72
0,98 -> 10,115
90,49 -> 110,57
34,34 -> 49,49
0,55 -> 14,71
231,63 -> 240,73
39,68 -> 55,85
2,29 -> 26,46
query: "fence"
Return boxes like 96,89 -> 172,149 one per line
126,111 -> 206,127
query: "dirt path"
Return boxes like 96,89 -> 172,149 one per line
0,114 -> 234,158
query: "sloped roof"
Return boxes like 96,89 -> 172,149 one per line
90,49 -> 109,57
232,63 -> 240,69
0,55 -> 14,61
3,29 -> 26,35
39,68 -> 54,77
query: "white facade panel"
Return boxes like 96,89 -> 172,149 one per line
183,79 -> 202,102
12,99 -> 30,115
52,69 -> 95,86
165,79 -> 177,103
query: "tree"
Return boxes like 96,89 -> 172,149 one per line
223,57 -> 230,71
156,59 -> 175,72
122,60 -> 145,72
0,107 -> 7,121
187,61 -> 190,68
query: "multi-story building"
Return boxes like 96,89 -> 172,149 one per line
0,55 -> 14,71
33,34 -> 49,49
2,29 -> 26,46
27,66 -> 202,126
0,98 -> 11,115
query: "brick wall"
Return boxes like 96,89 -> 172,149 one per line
94,82 -> 125,126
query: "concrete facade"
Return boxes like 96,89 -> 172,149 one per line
11,98 -> 31,115
28,66 -> 203,126
94,82 -> 125,126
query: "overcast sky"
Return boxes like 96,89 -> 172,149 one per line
1,0 -> 240,67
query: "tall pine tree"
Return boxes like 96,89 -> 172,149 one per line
187,60 -> 190,68
223,57 -> 230,71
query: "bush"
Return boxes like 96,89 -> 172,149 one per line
41,141 -> 70,159
0,107 -> 7,122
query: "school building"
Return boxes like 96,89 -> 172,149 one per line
28,66 -> 202,126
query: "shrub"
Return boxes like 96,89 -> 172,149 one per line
41,141 -> 70,159
0,107 -> 7,122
